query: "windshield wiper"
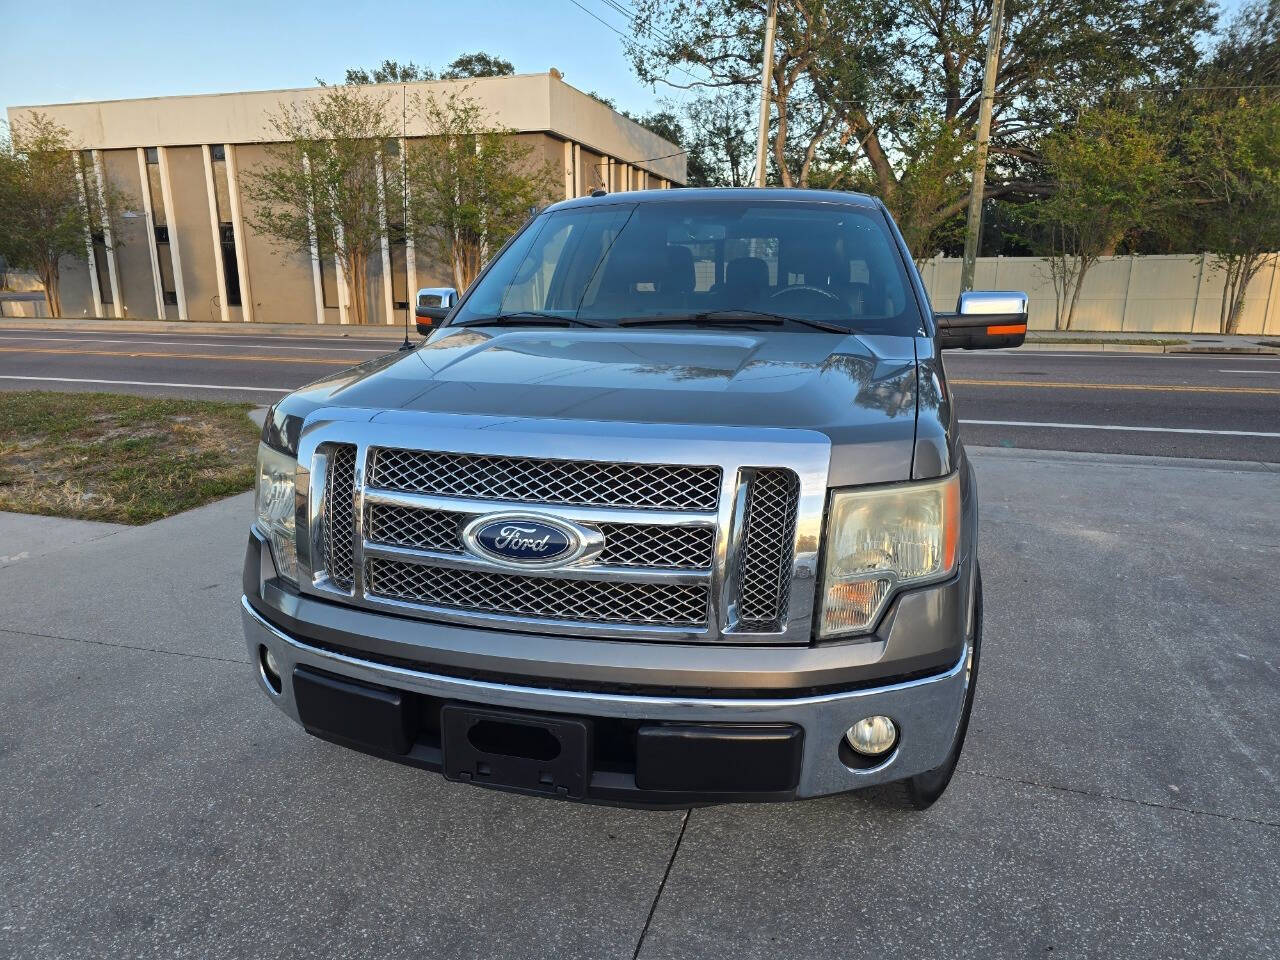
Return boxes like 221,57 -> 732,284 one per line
617,309 -> 849,334
452,312 -> 602,328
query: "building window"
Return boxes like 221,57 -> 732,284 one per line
209,144 -> 226,162
218,223 -> 241,307
145,147 -> 158,164
320,257 -> 339,309
389,222 -> 409,310
91,232 -> 112,304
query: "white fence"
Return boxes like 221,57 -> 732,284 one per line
919,253 -> 1280,336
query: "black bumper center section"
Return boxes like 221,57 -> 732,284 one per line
290,665 -> 804,805
442,704 -> 590,799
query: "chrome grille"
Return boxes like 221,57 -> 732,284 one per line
322,444 -> 357,590
367,448 -> 721,512
366,559 -> 709,627
597,523 -> 715,569
366,503 -> 463,553
734,469 -> 800,632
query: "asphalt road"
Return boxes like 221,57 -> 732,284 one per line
3,448 -> 1277,958
0,327 -> 1277,463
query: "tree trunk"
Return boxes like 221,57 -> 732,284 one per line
38,261 -> 61,318
346,249 -> 368,325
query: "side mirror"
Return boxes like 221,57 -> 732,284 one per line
936,291 -> 1028,350
415,305 -> 449,337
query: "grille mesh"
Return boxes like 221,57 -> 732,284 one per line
598,523 -> 715,569
367,448 -> 721,512
366,559 -> 709,627
366,503 -> 464,553
734,469 -> 800,632
322,444 -> 358,590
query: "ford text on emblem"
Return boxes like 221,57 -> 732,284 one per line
463,514 -> 595,568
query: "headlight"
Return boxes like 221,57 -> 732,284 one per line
255,441 -> 299,584
819,473 -> 960,638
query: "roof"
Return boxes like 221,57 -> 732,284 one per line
6,73 -> 687,183
547,187 -> 882,211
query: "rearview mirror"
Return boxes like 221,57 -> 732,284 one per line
936,291 -> 1028,350
415,305 -> 449,337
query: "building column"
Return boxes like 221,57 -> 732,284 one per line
135,148 -> 167,319
572,143 -> 582,197
155,147 -> 188,320
73,154 -> 104,318
225,145 -> 254,323
375,149 -> 395,325
563,141 -> 574,200
91,150 -> 124,317
201,144 -> 231,323
333,218 -> 350,325
402,139 -> 417,318
302,155 -> 326,325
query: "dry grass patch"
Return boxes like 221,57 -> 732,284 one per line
0,391 -> 261,524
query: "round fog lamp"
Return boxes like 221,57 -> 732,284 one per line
259,645 -> 282,694
845,716 -> 898,757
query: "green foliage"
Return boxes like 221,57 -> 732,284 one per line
1029,109 -> 1177,329
626,0 -> 1213,254
243,86 -> 402,325
341,60 -> 435,84
1183,96 -> 1280,333
0,112 -> 125,317
442,52 -> 516,79
406,89 -> 559,291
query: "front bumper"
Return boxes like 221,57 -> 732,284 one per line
243,597 -> 970,804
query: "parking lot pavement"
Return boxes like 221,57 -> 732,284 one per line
1,448 -> 1277,959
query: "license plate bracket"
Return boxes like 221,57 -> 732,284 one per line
441,704 -> 591,799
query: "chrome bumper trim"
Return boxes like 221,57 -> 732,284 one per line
243,596 -> 968,799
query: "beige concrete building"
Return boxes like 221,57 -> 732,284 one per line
6,74 -> 686,324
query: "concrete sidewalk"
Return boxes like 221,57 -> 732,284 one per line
1025,330 -> 1280,354
1,449 -> 1277,959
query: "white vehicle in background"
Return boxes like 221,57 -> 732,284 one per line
415,287 -> 457,329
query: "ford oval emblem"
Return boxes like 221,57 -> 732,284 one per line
464,515 -> 581,567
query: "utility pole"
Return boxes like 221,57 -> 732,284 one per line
960,0 -> 1006,291
754,0 -> 778,188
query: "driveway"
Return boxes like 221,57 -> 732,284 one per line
1,447 -> 1277,959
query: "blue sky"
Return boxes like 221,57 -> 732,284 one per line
1,0 -> 667,113
2,0 -> 1244,113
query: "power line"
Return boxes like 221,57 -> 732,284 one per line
563,0 -> 718,93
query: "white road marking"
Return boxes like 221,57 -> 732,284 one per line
961,418 -> 1280,438
960,350 -> 1280,362
0,335 -> 388,353
0,375 -> 289,392
1220,369 -> 1280,374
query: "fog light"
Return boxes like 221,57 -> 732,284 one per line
259,644 -> 282,695
845,716 -> 897,756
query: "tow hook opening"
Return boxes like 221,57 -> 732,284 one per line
258,644 -> 283,696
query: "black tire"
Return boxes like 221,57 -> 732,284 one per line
876,563 -> 983,811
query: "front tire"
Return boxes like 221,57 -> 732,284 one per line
878,564 -> 983,810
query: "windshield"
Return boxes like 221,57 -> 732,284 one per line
449,199 -> 924,335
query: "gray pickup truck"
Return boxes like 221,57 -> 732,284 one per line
243,188 -> 1026,809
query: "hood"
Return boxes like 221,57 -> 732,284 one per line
275,327 -> 920,481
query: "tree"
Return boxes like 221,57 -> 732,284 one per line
442,52 -> 516,79
626,0 -> 1212,255
406,89 -> 559,291
244,86 -> 402,326
0,113 -> 122,317
683,92 -> 756,186
1184,96 -> 1280,334
340,60 -> 435,85
1030,109 -> 1176,330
